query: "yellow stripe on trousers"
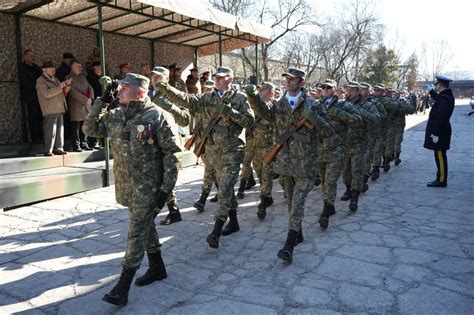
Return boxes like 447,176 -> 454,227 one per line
438,150 -> 445,182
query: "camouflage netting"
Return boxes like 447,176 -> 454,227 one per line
0,13 -> 22,144
0,14 -> 194,144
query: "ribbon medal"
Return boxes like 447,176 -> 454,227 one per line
146,124 -> 154,144
136,124 -> 145,140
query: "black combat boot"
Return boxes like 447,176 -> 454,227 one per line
222,210 -> 240,236
193,191 -> 209,212
206,219 -> 225,249
257,196 -> 273,219
135,251 -> 167,286
349,190 -> 360,212
160,201 -> 182,225
102,267 -> 137,306
383,156 -> 391,172
245,173 -> 256,190
362,175 -> 369,193
296,227 -> 304,245
314,174 -> 321,187
236,179 -> 247,199
340,185 -> 352,201
277,230 -> 298,264
394,152 -> 401,165
209,195 -> 218,202
371,166 -> 380,181
319,202 -> 336,229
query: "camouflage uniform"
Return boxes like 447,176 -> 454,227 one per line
392,96 -> 416,160
371,94 -> 393,173
83,96 -> 181,269
318,95 -> 361,206
242,94 -> 275,200
249,90 -> 335,232
382,94 -> 409,167
342,94 -> 379,192
158,82 -> 254,223
366,96 -> 387,176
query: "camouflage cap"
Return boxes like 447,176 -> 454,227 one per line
282,67 -> 306,79
345,81 -> 360,88
373,83 -> 385,89
359,82 -> 372,89
204,80 -> 215,87
118,73 -> 150,89
213,66 -> 234,77
260,81 -> 276,91
151,66 -> 169,77
321,79 -> 337,88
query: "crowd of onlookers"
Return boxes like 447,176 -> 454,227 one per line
19,48 -> 213,156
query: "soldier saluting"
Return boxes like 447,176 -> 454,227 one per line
157,67 -> 255,249
83,73 -> 182,306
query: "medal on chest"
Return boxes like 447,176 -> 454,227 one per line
146,123 -> 154,144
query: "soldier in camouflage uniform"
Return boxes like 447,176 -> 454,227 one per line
316,79 -> 361,228
243,82 -> 276,219
370,84 -> 390,180
359,82 -> 380,192
340,81 -> 380,212
158,66 -> 254,249
246,68 -> 336,264
391,90 -> 417,165
83,74 -> 182,306
149,66 -> 191,225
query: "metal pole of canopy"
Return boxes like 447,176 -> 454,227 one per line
255,44 -> 258,84
98,4 -> 110,187
218,34 -> 223,67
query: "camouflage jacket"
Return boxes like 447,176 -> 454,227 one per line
83,97 -> 182,208
249,90 -> 336,178
393,97 -> 416,127
378,96 -> 401,127
355,95 -> 381,137
245,94 -> 275,148
342,95 -> 368,151
371,96 -> 389,127
149,88 -> 191,128
158,84 -> 254,155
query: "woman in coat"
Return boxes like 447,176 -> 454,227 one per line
67,60 -> 94,151
424,75 -> 455,187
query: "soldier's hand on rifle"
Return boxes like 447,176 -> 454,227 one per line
327,107 -> 341,121
157,81 -> 171,93
218,103 -> 234,121
157,97 -> 172,111
156,190 -> 168,210
302,107 -> 320,125
245,84 -> 257,96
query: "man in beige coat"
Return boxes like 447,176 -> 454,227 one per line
67,60 -> 94,151
36,61 -> 71,156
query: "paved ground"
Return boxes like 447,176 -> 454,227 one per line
1,102 -> 473,315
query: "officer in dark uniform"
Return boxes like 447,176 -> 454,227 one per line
424,75 -> 455,187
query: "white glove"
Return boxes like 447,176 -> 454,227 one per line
431,134 -> 439,143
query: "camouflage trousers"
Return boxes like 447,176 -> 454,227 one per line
372,128 -> 387,168
393,124 -> 405,155
241,143 -> 273,198
384,126 -> 397,159
202,153 -> 217,195
343,147 -> 366,192
365,133 -> 376,176
211,151 -> 243,222
319,159 -> 343,205
281,176 -> 315,231
123,205 -> 161,269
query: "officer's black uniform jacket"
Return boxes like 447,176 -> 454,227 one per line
423,89 -> 454,151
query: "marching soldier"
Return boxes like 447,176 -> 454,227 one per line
246,68 -> 336,264
392,90 -> 416,165
370,84 -> 390,179
317,79 -> 361,228
158,66 -> 254,249
83,74 -> 182,306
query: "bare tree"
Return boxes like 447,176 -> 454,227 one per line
418,40 -> 454,81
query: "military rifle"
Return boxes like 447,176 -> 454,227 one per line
184,120 -> 203,150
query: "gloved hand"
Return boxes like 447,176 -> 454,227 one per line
244,84 -> 257,96
156,190 -> 169,210
218,103 -> 233,115
302,107 -> 319,124
327,106 -> 340,116
100,76 -> 118,104
431,134 -> 439,144
157,97 -> 172,111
